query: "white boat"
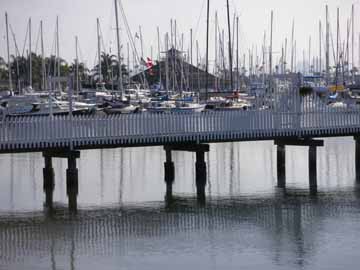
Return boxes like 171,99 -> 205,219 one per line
103,102 -> 140,115
147,101 -> 176,114
172,102 -> 206,113
0,95 -> 93,117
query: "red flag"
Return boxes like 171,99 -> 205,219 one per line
146,57 -> 153,68
146,57 -> 155,76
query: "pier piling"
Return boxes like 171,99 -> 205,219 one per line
355,137 -> 360,182
66,153 -> 79,212
275,139 -> 323,193
43,155 -> 55,208
164,144 -> 209,202
196,150 -> 207,202
277,145 -> 286,188
164,149 -> 175,200
309,146 -> 318,192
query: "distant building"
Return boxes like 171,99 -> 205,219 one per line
130,48 -> 230,92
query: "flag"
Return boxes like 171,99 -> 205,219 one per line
146,57 -> 153,69
146,58 -> 155,76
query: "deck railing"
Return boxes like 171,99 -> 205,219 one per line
1,95 -> 360,151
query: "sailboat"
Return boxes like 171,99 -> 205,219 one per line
103,0 -> 139,115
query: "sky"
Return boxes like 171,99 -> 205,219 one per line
0,0 -> 358,69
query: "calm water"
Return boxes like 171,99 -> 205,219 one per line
1,137 -> 360,269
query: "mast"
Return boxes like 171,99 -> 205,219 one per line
157,27 -> 162,90
40,20 -> 46,91
325,5 -> 330,84
205,0 -> 210,100
174,20 -> 177,92
336,7 -> 339,86
269,10 -> 273,77
262,31 -> 266,83
9,24 -> 21,92
197,40 -> 200,92
215,12 -> 218,91
319,20 -> 322,74
56,16 -> 60,90
5,12 -> 12,91
308,36 -> 311,74
165,33 -> 169,94
236,16 -> 239,90
285,38 -> 288,73
352,4 -> 355,82
226,0 -> 233,91
114,0 -> 124,97
180,33 -> 184,93
29,18 -> 32,88
97,18 -> 102,83
190,28 -> 193,91
75,36 -> 79,94
290,19 -> 294,73
127,42 -> 130,82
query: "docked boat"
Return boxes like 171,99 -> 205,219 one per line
147,101 -> 176,114
172,101 -> 206,113
103,101 -> 140,115
0,95 -> 94,117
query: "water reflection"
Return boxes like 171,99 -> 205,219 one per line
0,137 -> 359,269
1,191 -> 360,270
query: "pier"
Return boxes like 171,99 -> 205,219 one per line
1,100 -> 360,210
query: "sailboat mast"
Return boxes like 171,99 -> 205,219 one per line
97,18 -> 102,83
114,0 -> 124,97
205,0 -> 210,100
226,0 -> 233,90
290,19 -> 294,73
75,36 -> 79,94
56,16 -> 60,90
352,4 -> 355,82
29,18 -> 32,88
215,12 -> 218,91
190,28 -> 193,91
165,33 -> 169,94
325,5 -> 330,84
319,20 -> 322,74
157,27 -> 162,89
269,10 -> 273,77
308,36 -> 311,74
336,7 -> 339,86
236,16 -> 239,90
197,40 -> 200,92
5,12 -> 12,91
41,20 -> 46,91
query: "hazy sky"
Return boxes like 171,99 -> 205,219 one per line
0,0 -> 357,68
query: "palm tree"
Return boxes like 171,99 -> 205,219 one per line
92,52 -> 128,84
0,56 -> 8,80
69,61 -> 90,89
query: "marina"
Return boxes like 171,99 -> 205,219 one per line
1,0 -> 360,269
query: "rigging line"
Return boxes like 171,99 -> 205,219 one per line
118,1 -> 140,65
77,40 -> 86,66
9,24 -> 20,57
21,21 -> 29,58
34,23 -> 41,55
99,22 -> 108,56
118,0 -> 148,86
330,29 -> 336,70
193,0 -> 207,42
46,26 -> 57,78
99,25 -> 111,76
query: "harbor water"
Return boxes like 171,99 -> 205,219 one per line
1,137 -> 360,270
